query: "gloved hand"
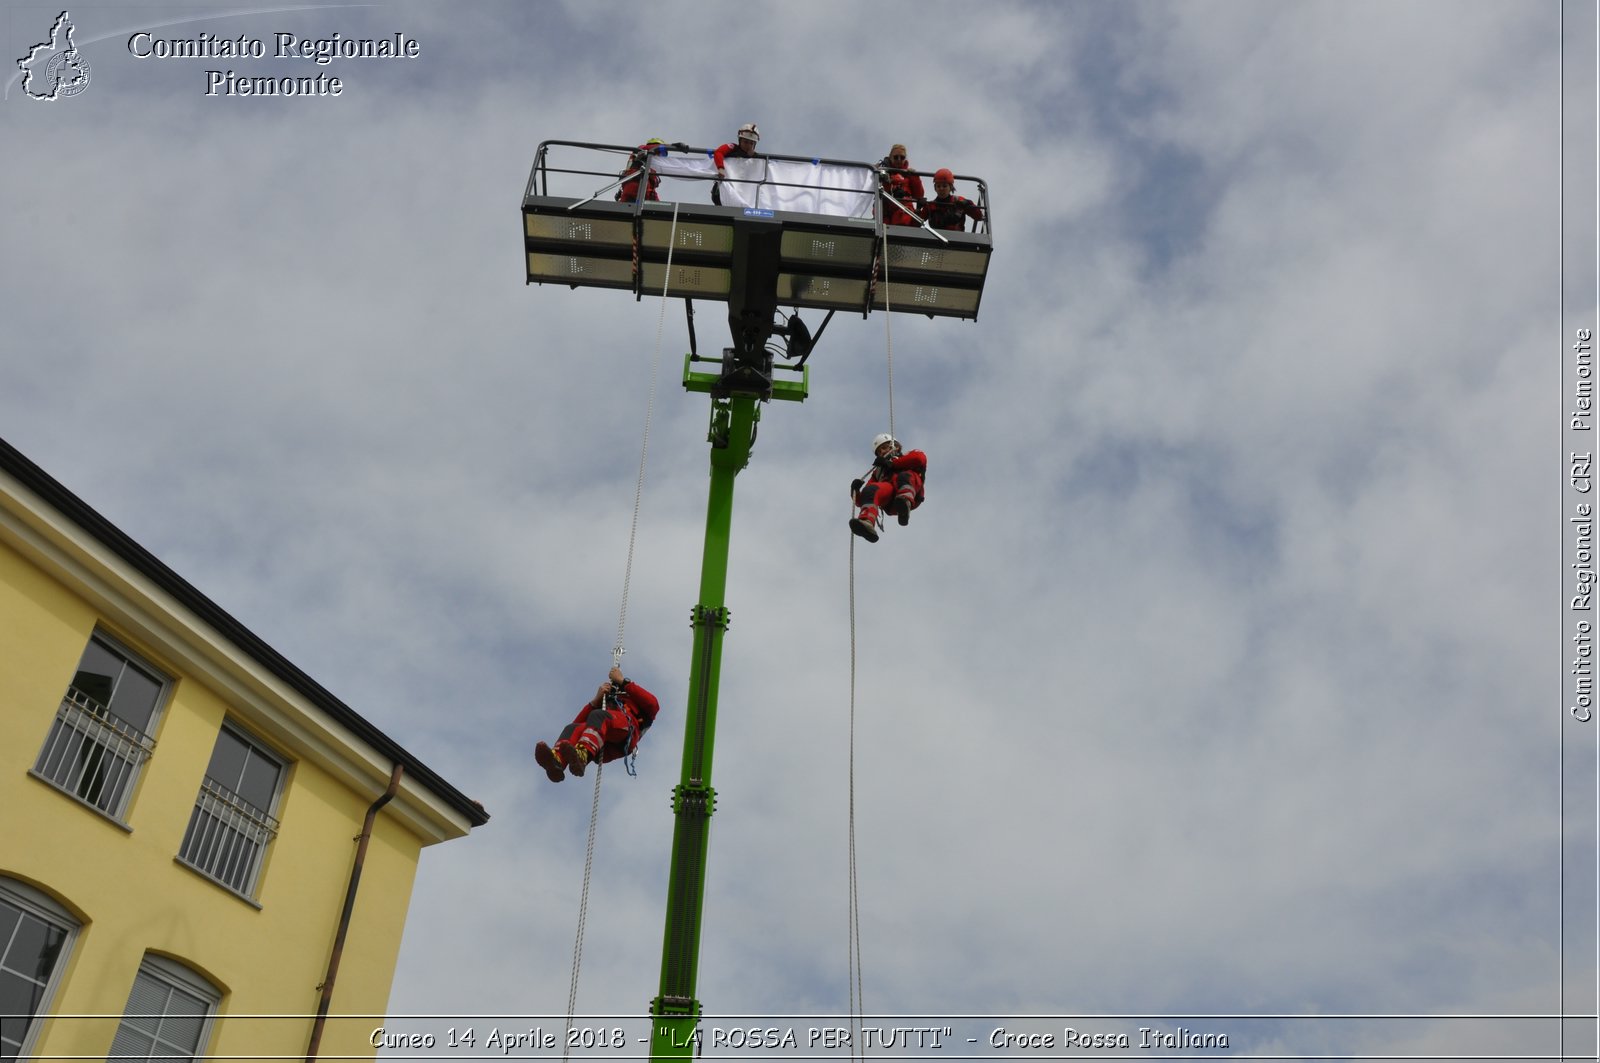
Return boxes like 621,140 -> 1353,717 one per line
850,479 -> 864,497
671,141 -> 689,151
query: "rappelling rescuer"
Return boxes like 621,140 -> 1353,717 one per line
849,433 -> 927,543
535,666 -> 661,782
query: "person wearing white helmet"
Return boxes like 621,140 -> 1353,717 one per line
711,122 -> 761,205
849,433 -> 928,543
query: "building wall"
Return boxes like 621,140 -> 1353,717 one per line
0,532 -> 427,1060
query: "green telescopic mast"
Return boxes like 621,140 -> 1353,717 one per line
647,217 -> 806,1057
647,390 -> 757,1058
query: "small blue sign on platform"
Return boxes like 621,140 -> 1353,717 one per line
742,208 -> 775,218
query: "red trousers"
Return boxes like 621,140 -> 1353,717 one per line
855,471 -> 923,522
559,704 -> 642,763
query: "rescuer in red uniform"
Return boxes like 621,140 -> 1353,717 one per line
535,666 -> 661,782
877,144 -> 925,227
921,168 -> 985,231
849,433 -> 927,543
616,138 -> 666,203
711,122 -> 761,205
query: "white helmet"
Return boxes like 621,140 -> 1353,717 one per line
738,122 -> 760,144
872,433 -> 898,453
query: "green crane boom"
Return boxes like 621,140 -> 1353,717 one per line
648,391 -> 753,1056
650,337 -> 807,1059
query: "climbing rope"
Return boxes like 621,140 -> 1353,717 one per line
564,204 -> 681,1061
612,202 -> 681,666
847,537 -> 865,1060
842,227 -> 902,1058
881,230 -> 896,441
561,761 -> 604,1063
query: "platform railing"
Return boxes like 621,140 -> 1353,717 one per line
524,139 -> 991,237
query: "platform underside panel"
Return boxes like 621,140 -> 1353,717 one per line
522,195 -> 990,319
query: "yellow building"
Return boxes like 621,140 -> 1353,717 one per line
0,436 -> 490,1061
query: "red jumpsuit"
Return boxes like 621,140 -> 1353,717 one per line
712,141 -> 757,170
922,193 -> 984,231
616,143 -> 662,203
879,168 -> 925,227
853,449 -> 927,530
554,680 -> 660,773
711,142 -> 758,205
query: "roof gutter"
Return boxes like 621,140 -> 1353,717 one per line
0,434 -> 489,830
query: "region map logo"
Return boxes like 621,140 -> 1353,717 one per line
17,11 -> 92,100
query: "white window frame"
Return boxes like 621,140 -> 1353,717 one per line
174,722 -> 284,901
31,630 -> 168,823
0,877 -> 80,1062
107,953 -> 221,1061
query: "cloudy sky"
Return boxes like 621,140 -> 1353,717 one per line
4,0 -> 1597,1059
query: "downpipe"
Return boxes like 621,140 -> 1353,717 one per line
305,762 -> 404,1062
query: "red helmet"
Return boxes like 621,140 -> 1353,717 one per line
934,168 -> 955,184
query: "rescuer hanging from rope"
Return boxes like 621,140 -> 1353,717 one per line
849,434 -> 927,543
535,667 -> 661,782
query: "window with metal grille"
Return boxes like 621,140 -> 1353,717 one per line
0,878 -> 79,1062
176,724 -> 283,899
107,954 -> 219,1061
31,633 -> 165,821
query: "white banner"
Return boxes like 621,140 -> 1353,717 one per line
650,154 -> 878,218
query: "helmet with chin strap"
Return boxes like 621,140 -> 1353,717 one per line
872,432 -> 899,455
737,122 -> 760,144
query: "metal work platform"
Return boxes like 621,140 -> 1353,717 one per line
521,140 -> 993,321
